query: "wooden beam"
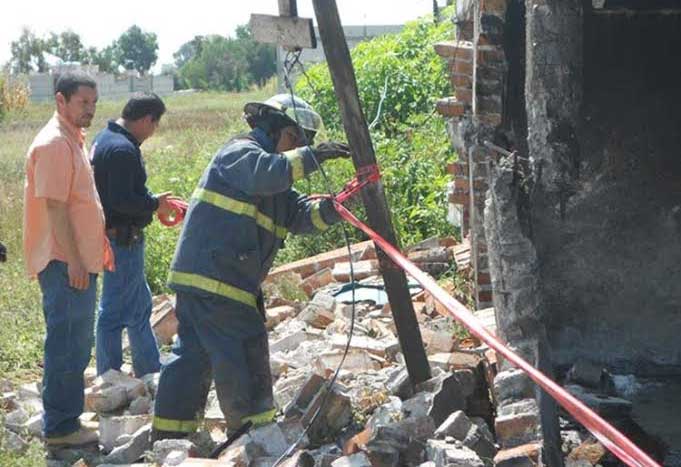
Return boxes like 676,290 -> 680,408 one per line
249,14 -> 317,49
312,0 -> 432,385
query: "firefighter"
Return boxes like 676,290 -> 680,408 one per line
152,94 -> 351,439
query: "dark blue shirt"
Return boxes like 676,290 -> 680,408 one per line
91,121 -> 159,229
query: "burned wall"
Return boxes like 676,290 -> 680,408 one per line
534,9 -> 681,376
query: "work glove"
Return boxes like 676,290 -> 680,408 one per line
312,142 -> 352,164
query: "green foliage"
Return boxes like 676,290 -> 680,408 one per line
175,25 -> 276,92
45,30 -> 85,63
295,13 -> 454,134
115,25 -> 159,74
277,8 -> 458,263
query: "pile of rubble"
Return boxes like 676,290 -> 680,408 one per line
2,237 -> 645,466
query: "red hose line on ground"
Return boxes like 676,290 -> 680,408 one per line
332,201 -> 661,467
157,199 -> 189,227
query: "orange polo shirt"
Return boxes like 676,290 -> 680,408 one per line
23,112 -> 113,277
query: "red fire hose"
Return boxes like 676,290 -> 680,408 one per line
157,199 -> 189,227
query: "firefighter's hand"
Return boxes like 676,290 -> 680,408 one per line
0,241 -> 6,263
312,142 -> 351,163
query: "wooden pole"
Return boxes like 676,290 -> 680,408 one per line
312,0 -> 431,385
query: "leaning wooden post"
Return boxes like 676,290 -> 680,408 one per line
312,0 -> 432,385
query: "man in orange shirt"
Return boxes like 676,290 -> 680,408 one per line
23,71 -> 111,447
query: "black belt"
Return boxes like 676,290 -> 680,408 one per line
106,225 -> 143,246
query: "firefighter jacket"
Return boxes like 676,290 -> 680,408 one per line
167,128 -> 340,311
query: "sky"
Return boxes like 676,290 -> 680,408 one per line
1,0 -> 438,71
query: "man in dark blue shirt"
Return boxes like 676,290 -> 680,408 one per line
91,92 -> 176,378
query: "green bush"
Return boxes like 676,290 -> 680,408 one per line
276,9 -> 457,264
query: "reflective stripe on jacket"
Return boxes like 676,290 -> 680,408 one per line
168,128 -> 340,309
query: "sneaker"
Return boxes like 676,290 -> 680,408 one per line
45,426 -> 99,447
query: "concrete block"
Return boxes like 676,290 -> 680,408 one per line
270,330 -> 309,354
100,415 -> 150,452
150,298 -> 178,345
96,369 -> 147,400
102,423 -> 151,464
426,439 -> 484,466
313,350 -> 380,377
152,438 -> 197,464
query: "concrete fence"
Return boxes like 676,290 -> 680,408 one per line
27,73 -> 174,102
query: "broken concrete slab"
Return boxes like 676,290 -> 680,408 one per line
2,428 -> 28,453
494,399 -> 540,449
151,438 -> 197,465
270,330 -> 310,354
425,439 -> 484,466
298,293 -> 336,329
96,369 -> 147,400
85,385 -> 128,414
433,411 -> 496,465
101,423 -> 151,464
330,335 -> 399,359
100,415 -> 151,452
332,260 -> 379,282
313,350 -> 381,377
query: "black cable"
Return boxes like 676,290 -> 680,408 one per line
271,51 -> 359,466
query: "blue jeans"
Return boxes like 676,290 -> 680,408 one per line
96,237 -> 160,377
38,260 -> 97,438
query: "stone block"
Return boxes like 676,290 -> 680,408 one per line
434,411 -> 496,464
385,367 -> 413,400
128,395 -> 152,415
313,350 -> 380,377
494,408 -> 539,449
24,413 -> 43,437
425,439 -> 484,466
152,438 -> 197,465
17,382 -> 41,400
566,359 -> 604,389
3,407 -> 29,433
100,415 -> 150,452
565,384 -> 632,418
330,335 -> 398,358
2,429 -> 28,453
101,423 -> 151,464
494,369 -> 535,405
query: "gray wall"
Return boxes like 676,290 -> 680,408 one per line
28,73 -> 174,102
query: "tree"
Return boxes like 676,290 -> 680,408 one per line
234,25 -> 275,86
46,30 -> 85,62
115,25 -> 158,74
173,36 -> 204,68
9,28 -> 47,73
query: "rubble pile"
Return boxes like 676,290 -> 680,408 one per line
0,237 -> 550,466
